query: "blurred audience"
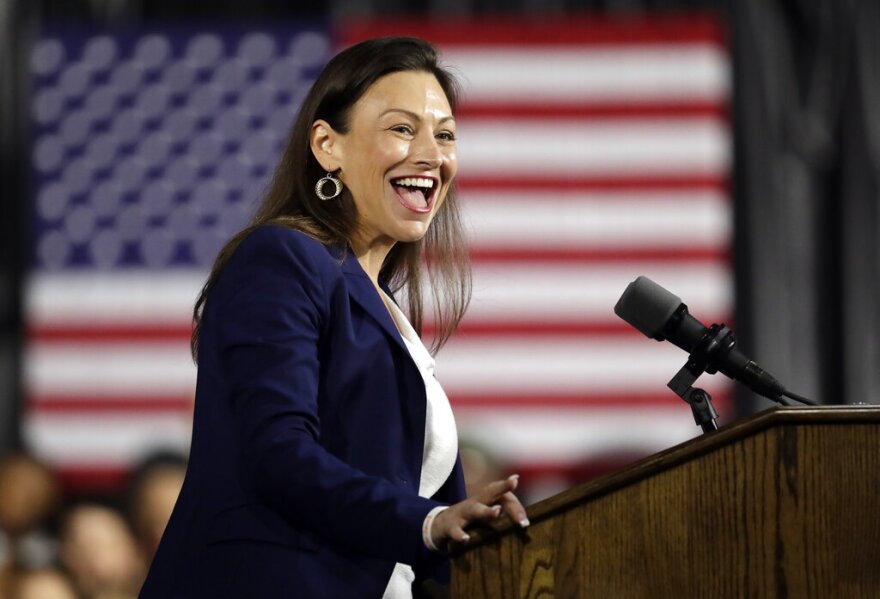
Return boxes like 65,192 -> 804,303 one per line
9,567 -> 77,599
0,448 -> 190,599
0,453 -> 61,598
126,452 -> 186,561
58,503 -> 142,599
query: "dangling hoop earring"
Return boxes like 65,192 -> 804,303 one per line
315,171 -> 343,200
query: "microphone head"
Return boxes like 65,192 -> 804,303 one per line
614,276 -> 683,339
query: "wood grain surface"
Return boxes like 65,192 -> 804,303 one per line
451,406 -> 880,598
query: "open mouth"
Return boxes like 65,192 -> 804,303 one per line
390,176 -> 437,213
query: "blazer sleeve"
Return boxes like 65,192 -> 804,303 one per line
207,226 -> 441,565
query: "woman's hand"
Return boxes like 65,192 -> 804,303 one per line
430,474 -> 529,549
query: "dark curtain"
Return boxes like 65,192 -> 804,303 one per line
731,0 -> 880,410
0,0 -> 25,451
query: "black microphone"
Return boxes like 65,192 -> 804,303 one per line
614,275 -> 786,401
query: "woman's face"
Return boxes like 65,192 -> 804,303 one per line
321,70 -> 457,249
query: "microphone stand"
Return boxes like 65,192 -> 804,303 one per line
666,323 -> 736,434
668,363 -> 718,433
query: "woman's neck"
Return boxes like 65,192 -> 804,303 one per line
351,236 -> 395,288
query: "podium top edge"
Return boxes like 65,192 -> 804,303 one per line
452,405 -> 880,552
761,404 -> 880,420
552,404 -> 880,506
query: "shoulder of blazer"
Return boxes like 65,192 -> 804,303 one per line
200,225 -> 346,336
234,225 -> 341,272
221,224 -> 410,355
222,225 -> 347,293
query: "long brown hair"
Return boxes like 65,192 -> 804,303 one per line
191,37 -> 471,359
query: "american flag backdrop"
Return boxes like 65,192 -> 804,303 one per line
24,17 -> 732,496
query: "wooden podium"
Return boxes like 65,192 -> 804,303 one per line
451,406 -> 880,598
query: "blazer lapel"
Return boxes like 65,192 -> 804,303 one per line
335,246 -> 429,475
336,247 -> 410,355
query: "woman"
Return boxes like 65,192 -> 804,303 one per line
139,36 -> 528,599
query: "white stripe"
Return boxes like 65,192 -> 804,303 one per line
25,341 -> 195,396
24,412 -> 191,464
26,263 -> 730,328
456,118 -> 730,176
25,334 -> 731,398
26,271 -> 203,326
445,46 -> 729,103
461,190 -> 731,249
443,262 -> 732,324
24,407 -> 710,469
454,407 -> 708,465
437,335 -> 733,395
26,266 -> 731,332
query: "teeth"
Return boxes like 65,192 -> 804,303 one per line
394,177 -> 434,189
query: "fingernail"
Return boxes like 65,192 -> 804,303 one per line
519,518 -> 530,528
461,534 -> 471,542
508,474 -> 520,480
492,505 -> 502,516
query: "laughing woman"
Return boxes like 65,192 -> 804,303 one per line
138,37 -> 528,599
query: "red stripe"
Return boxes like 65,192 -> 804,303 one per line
56,445 -> 740,495
27,388 -> 733,413
461,190 -> 727,203
339,15 -> 725,47
28,316 -> 734,344
456,176 -> 727,192
431,320 -> 732,337
55,461 -> 627,495
467,247 -> 729,263
56,452 -> 724,495
28,396 -> 193,413
509,459 -> 647,486
457,101 -> 727,120
28,318 -> 734,344
56,465 -> 131,494
450,391 -> 731,409
59,463 -> 607,496
52,461 -> 629,495
27,324 -> 192,342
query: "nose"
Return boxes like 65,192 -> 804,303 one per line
411,129 -> 442,169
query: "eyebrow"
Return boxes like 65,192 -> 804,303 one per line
379,108 -> 455,125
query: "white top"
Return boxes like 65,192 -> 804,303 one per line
381,294 -> 458,599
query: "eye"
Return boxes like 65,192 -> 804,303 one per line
390,124 -> 414,135
436,130 -> 456,142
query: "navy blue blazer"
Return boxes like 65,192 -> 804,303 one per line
139,225 -> 466,599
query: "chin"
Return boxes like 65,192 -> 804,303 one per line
393,222 -> 432,244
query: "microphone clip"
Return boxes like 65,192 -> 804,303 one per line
667,323 -> 733,433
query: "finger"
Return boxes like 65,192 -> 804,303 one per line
449,524 -> 471,543
464,501 -> 502,522
497,491 -> 530,528
478,474 -> 519,504
432,509 -> 472,547
435,501 -> 497,535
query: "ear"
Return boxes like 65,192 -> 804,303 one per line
310,119 -> 343,173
